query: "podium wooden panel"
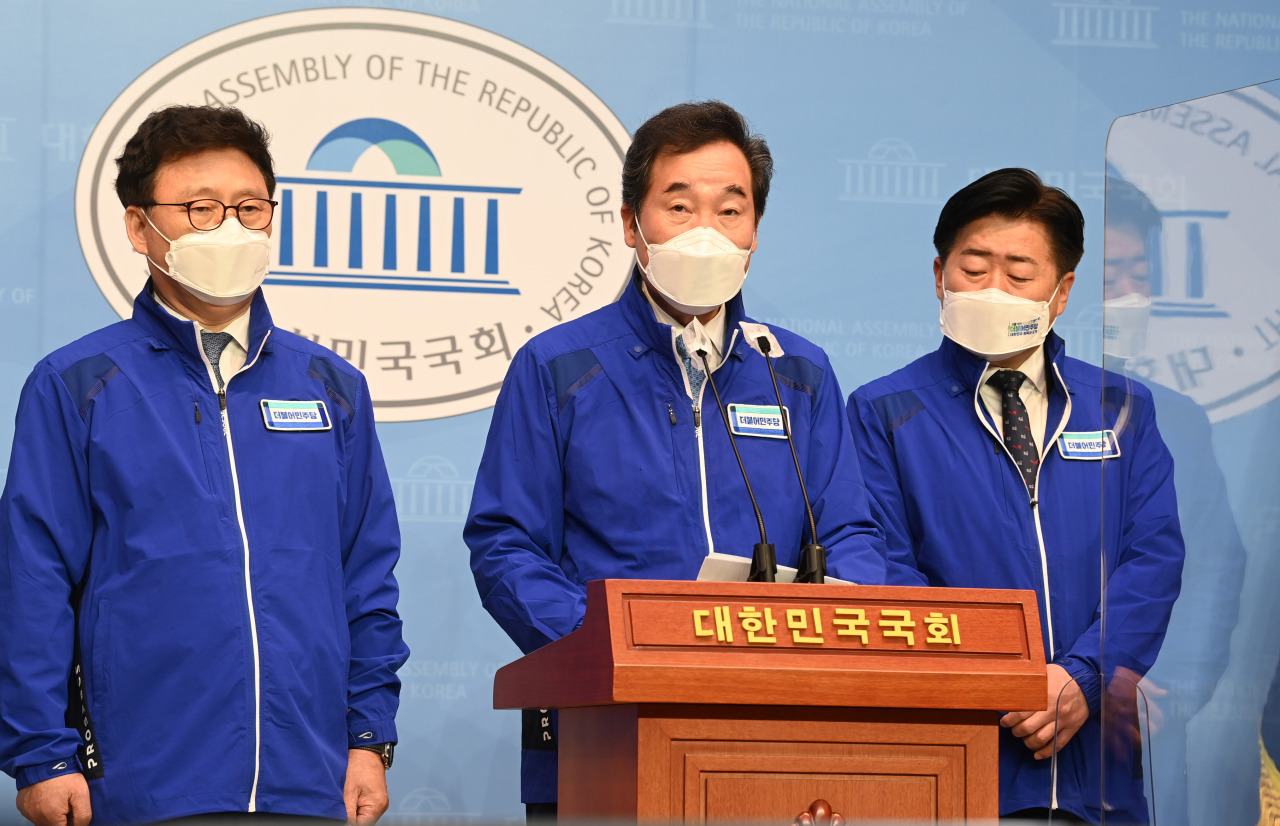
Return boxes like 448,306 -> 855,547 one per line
494,579 -> 1045,822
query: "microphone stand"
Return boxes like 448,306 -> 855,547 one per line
697,347 -> 776,583
755,336 -> 826,584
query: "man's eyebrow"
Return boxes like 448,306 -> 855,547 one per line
173,186 -> 268,201
660,182 -> 748,199
958,247 -> 1038,265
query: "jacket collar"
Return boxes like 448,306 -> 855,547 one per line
621,267 -> 748,360
132,281 -> 275,361
940,331 -> 1069,397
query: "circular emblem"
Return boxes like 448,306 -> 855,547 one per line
76,9 -> 632,421
1106,83 -> 1280,423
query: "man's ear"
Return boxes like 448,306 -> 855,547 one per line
934,257 -> 945,301
1053,270 -> 1076,318
621,204 -> 637,250
125,206 -> 151,256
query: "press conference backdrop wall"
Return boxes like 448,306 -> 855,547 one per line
2,1 -> 1279,822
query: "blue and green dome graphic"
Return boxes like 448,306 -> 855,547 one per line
306,118 -> 442,176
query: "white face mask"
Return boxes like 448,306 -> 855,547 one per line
145,213 -> 271,306
636,223 -> 751,316
939,281 -> 1062,362
1102,292 -> 1152,361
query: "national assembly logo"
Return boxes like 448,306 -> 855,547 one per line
75,9 -> 632,421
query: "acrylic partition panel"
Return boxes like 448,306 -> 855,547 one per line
1102,79 -> 1280,826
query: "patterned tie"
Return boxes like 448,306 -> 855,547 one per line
201,330 -> 235,390
674,335 -> 706,402
988,369 -> 1039,498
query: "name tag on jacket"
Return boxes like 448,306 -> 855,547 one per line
260,399 -> 332,431
727,404 -> 788,439
1056,430 -> 1120,460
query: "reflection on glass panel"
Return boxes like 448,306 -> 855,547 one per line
1104,79 -> 1280,826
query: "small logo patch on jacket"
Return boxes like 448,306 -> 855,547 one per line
260,400 -> 332,431
1057,430 -> 1121,460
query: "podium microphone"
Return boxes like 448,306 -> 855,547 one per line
747,329 -> 827,584
694,345 -> 777,583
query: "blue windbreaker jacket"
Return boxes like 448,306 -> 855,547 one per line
466,276 -> 888,801
847,334 -> 1184,823
0,287 -> 408,823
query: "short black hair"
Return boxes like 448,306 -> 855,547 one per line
933,168 -> 1084,276
1104,177 -> 1162,238
114,105 -> 275,207
622,100 -> 773,222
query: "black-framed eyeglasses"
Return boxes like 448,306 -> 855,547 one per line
144,198 -> 278,231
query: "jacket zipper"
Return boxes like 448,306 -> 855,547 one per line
675,327 -> 739,557
197,326 -> 272,812
973,363 -> 1072,809
693,401 -> 714,554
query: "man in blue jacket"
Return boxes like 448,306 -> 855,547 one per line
465,100 -> 887,818
847,168 -> 1184,823
0,105 -> 408,825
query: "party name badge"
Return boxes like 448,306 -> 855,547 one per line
727,404 -> 788,439
260,400 -> 332,432
1057,430 -> 1120,460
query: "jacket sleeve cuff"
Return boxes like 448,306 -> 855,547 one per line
1056,657 -> 1102,717
15,756 -> 81,791
348,718 -> 398,748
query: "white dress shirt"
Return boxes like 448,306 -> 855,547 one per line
640,282 -> 727,373
979,345 -> 1050,457
154,293 -> 252,391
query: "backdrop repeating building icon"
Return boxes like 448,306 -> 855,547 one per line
392,456 -> 474,523
838,138 -> 945,204
1052,1 -> 1158,48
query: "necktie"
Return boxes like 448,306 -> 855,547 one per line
201,330 -> 235,390
674,335 -> 706,402
988,369 -> 1039,498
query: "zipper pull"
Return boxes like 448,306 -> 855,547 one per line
219,389 -> 227,411
666,403 -> 677,425
694,406 -> 701,428
194,402 -> 201,424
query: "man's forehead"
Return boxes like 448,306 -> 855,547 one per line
648,143 -> 752,190
152,148 -> 267,195
954,215 -> 1051,252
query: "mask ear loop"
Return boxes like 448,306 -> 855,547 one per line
1044,276 -> 1065,334
141,209 -> 175,245
632,216 -> 654,277
141,209 -> 176,278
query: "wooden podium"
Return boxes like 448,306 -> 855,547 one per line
494,579 -> 1045,822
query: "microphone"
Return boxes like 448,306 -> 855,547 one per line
745,325 -> 827,584
688,331 -> 776,583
